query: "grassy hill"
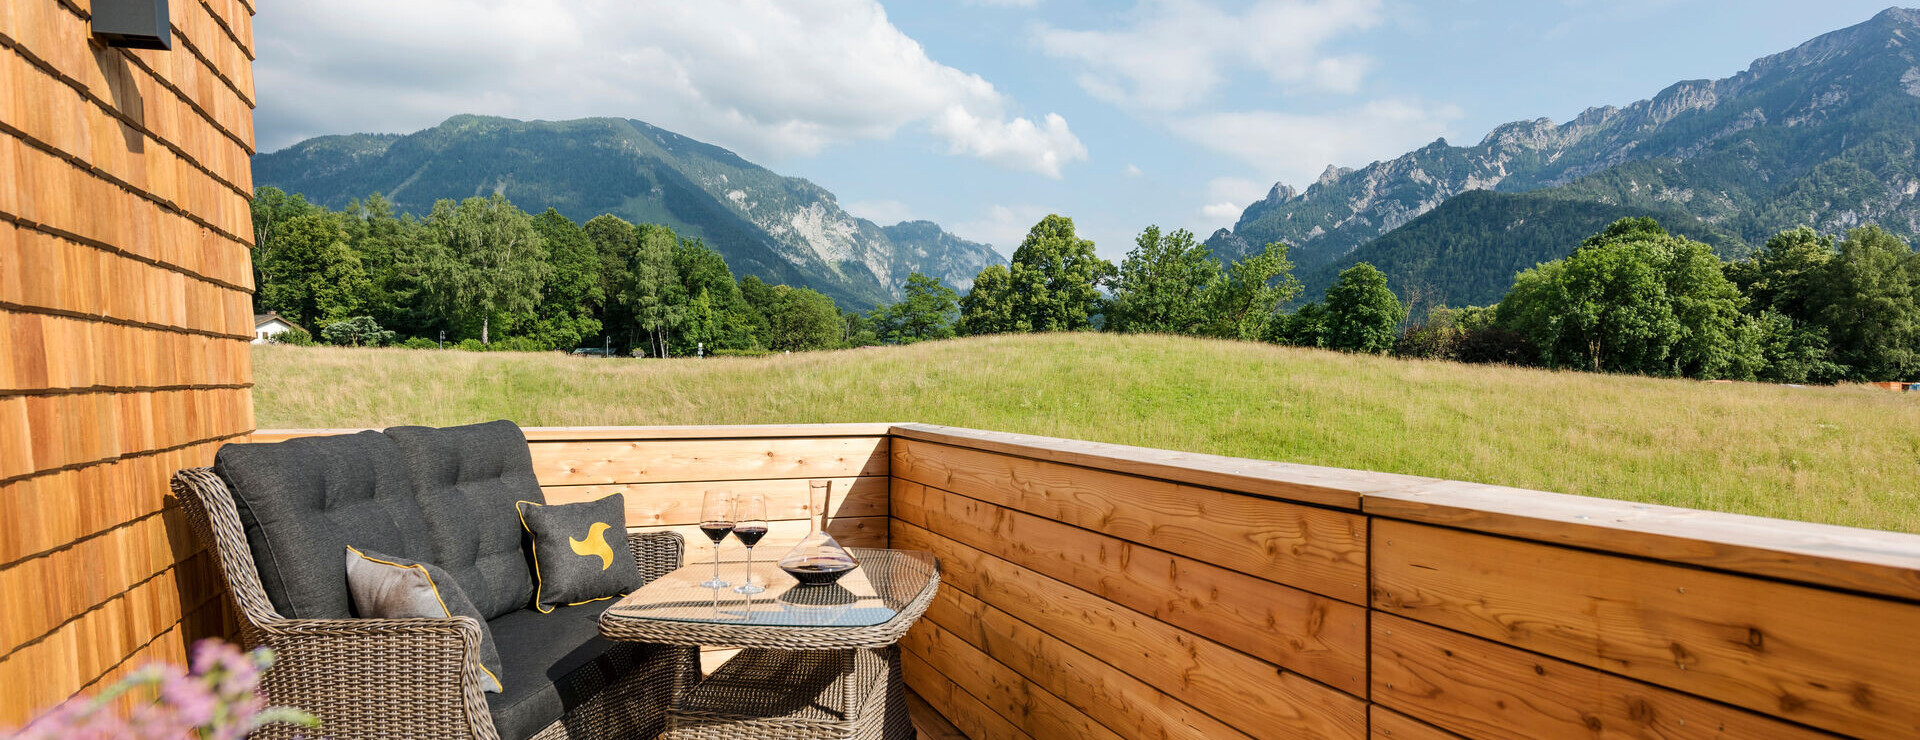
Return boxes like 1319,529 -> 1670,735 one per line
253,334 -> 1920,533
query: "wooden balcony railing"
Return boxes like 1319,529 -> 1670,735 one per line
246,423 -> 1920,740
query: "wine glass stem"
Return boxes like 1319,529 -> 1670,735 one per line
712,542 -> 723,583
743,546 -> 754,588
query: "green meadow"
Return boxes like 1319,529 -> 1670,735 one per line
253,333 -> 1920,533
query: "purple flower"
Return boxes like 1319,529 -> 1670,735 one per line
2,639 -> 316,740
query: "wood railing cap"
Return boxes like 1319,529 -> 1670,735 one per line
249,422 -> 902,444
887,423 -> 1435,511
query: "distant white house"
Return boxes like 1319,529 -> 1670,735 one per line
252,312 -> 303,344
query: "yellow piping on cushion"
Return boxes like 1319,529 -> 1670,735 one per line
345,546 -> 503,691
518,498 -> 631,610
514,500 -> 555,613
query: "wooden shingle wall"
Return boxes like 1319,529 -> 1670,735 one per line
0,0 -> 255,723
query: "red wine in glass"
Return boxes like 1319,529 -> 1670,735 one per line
699,490 -> 735,589
732,494 -> 769,595
699,522 -> 734,543
731,525 -> 768,547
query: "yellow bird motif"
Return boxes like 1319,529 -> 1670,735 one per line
569,522 -> 615,570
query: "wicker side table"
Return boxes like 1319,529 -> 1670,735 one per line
599,548 -> 939,740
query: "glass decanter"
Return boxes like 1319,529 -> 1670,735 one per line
777,479 -> 860,586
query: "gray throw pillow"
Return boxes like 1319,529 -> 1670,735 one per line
345,547 -> 504,693
515,495 -> 642,613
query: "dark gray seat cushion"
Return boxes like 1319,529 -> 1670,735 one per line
484,604 -> 651,740
213,431 -> 432,619
384,421 -> 543,619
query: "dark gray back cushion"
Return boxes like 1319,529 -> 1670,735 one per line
213,431 -> 432,619
384,420 -> 542,619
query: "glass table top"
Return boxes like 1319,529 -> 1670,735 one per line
603,548 -> 937,629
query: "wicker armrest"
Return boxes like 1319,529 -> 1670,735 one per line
628,530 -> 686,586
249,614 -> 498,740
171,468 -> 501,740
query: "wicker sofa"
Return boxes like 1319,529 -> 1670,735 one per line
171,421 -> 697,740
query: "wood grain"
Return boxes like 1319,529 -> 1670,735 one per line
905,689 -> 969,740
902,649 -> 1037,740
543,475 -> 887,525
0,0 -> 254,722
921,582 -> 1262,740
1372,614 -> 1839,740
901,617 -> 1126,740
1373,519 -> 1920,738
892,438 -> 1368,603
892,518 -> 1367,740
529,437 -> 889,485
1369,706 -> 1466,740
1367,480 -> 1920,602
889,423 -> 1427,509
897,479 -> 1367,694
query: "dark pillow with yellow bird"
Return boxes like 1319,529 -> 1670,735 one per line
515,495 -> 642,612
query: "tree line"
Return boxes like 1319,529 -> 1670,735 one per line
254,186 -> 1919,383
250,188 -> 959,355
938,213 -> 1917,384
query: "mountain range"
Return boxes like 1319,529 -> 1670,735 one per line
253,116 -> 1004,309
1211,6 -> 1920,308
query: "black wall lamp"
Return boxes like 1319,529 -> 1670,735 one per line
92,0 -> 172,51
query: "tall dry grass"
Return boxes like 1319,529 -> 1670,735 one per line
253,334 -> 1920,532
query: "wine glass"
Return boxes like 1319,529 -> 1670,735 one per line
731,493 -> 769,595
698,490 -> 735,589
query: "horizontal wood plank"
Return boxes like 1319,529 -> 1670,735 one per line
901,617 -> 1126,740
1371,614 -> 1839,740
1372,519 -> 1920,738
530,437 -> 889,486
893,438 -> 1368,603
902,648 -> 1038,740
1370,705 -> 1466,740
1367,480 -> 1920,602
897,479 -> 1367,694
889,423 -> 1427,509
544,476 -> 887,525
892,518 -> 1367,740
921,582 -> 1261,740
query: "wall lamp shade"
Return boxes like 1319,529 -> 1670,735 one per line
92,0 -> 171,50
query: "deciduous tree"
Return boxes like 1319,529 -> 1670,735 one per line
1323,262 -> 1403,353
1105,226 -> 1217,334
417,195 -> 549,346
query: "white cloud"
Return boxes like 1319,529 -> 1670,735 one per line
255,0 -> 1084,177
967,0 -> 1041,6
1200,202 -> 1243,221
1124,163 -> 1144,177
842,199 -> 917,225
1171,99 -> 1464,187
1037,0 -> 1385,111
930,107 -> 1087,178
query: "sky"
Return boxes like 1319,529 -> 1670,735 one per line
253,0 -> 1903,259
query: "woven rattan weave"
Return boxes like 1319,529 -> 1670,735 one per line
599,549 -> 938,740
171,467 -> 698,740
